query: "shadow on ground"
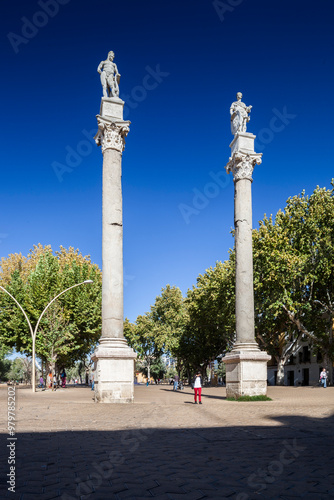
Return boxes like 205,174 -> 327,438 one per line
160,387 -> 227,401
1,413 -> 334,500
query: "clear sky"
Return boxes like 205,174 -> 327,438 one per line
1,0 -> 333,322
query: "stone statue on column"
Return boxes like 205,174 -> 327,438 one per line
97,51 -> 121,98
230,92 -> 252,135
224,92 -> 270,398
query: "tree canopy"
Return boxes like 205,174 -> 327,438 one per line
0,244 -> 102,369
125,182 -> 334,382
253,184 -> 334,380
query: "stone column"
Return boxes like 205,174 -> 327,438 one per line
223,94 -> 270,398
91,96 -> 136,403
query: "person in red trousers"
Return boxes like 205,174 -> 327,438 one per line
193,371 -> 202,404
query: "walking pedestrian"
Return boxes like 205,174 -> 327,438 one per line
320,368 -> 328,388
173,374 -> 179,391
193,371 -> 202,404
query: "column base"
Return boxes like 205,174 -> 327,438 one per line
91,339 -> 137,403
223,347 -> 271,398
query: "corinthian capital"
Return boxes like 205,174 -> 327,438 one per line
225,152 -> 262,181
95,117 -> 130,153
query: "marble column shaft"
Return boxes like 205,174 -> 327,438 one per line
102,147 -> 123,341
234,177 -> 256,347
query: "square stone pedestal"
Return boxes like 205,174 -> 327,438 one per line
223,348 -> 271,398
230,132 -> 256,155
100,96 -> 124,120
91,340 -> 136,403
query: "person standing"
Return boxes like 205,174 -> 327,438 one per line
320,368 -> 328,388
173,374 -> 179,391
194,371 -> 202,404
61,369 -> 67,388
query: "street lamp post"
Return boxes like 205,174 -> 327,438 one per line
0,280 -> 93,392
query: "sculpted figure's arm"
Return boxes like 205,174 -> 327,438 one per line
114,63 -> 121,79
97,60 -> 104,74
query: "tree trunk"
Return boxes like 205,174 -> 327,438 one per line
275,356 -> 285,385
329,317 -> 333,385
187,368 -> 191,386
50,350 -> 57,386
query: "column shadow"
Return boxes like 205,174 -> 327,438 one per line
1,413 -> 333,499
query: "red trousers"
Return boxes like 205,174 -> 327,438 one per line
194,387 -> 202,402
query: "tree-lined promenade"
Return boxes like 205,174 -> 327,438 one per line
124,184 -> 334,383
1,183 -> 334,384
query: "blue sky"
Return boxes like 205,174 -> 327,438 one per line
1,0 -> 334,322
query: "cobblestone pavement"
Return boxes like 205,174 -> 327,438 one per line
1,384 -> 334,499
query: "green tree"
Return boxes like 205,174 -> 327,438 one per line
37,303 -> 73,376
66,360 -> 87,384
8,357 -> 31,384
124,285 -> 187,379
0,353 -> 11,381
179,259 -> 235,377
138,356 -> 167,383
150,285 -> 188,355
0,245 -> 102,368
124,314 -> 161,382
253,184 -> 334,383
253,213 -> 306,383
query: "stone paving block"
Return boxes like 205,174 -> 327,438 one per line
19,486 -> 44,494
58,487 -> 78,499
58,470 -> 76,478
43,478 -> 61,487
207,497 -> 236,500
308,484 -> 334,494
168,490 -> 205,500
40,491 -> 62,500
21,494 -> 47,500
107,483 -> 129,494
87,485 -> 115,495
149,494 -> 173,500
202,485 -> 235,496
283,483 -> 316,496
299,495 -> 330,500
117,487 -> 155,498
149,485 -> 186,496
25,477 -> 46,485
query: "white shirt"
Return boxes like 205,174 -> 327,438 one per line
194,376 -> 201,388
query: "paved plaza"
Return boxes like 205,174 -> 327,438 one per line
0,384 -> 333,499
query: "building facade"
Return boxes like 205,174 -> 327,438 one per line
267,341 -> 328,386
